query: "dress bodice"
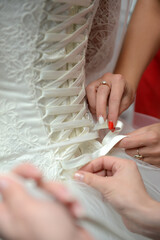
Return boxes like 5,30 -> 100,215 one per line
0,0 -> 127,179
0,0 -> 49,172
1,2 -> 160,240
0,0 -> 110,178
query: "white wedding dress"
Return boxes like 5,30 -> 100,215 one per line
0,0 -> 160,239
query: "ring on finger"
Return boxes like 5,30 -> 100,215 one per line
100,81 -> 111,89
134,148 -> 143,160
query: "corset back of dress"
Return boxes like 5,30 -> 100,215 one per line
1,2 -> 159,240
0,0 -> 130,180
0,0 -> 106,179
33,0 -> 106,179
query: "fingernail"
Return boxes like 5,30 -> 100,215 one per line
108,121 -> 114,130
74,172 -> 84,182
98,115 -> 104,125
0,179 -> 9,190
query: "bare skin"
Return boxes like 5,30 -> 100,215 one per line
116,123 -> 160,167
0,164 -> 93,240
75,156 -> 160,240
86,0 -> 160,129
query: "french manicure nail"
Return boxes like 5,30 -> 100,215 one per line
0,179 -> 9,190
108,121 -> 114,130
98,115 -> 104,125
74,172 -> 84,182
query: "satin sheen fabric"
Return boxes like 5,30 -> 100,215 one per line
0,1 -> 160,240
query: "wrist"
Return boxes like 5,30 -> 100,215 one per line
140,199 -> 160,239
124,197 -> 160,239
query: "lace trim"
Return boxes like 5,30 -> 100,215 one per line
0,1 -> 42,87
86,0 -> 121,76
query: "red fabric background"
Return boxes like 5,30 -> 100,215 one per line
135,49 -> 160,119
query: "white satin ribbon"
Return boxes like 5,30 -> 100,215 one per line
61,120 -> 126,170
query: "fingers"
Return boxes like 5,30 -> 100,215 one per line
125,126 -> 151,137
80,156 -> 119,173
96,169 -> 106,176
127,124 -> 160,147
116,133 -> 150,149
13,164 -> 42,183
74,156 -> 126,193
74,171 -> 107,193
125,146 -> 160,166
86,81 -> 100,114
126,123 -> 160,136
40,181 -> 74,202
125,147 -> 149,158
40,181 -> 83,218
108,75 -> 125,126
86,73 -> 128,128
96,84 -> 110,121
95,74 -> 125,125
86,78 -> 111,120
117,125 -> 160,149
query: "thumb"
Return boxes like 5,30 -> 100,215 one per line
74,171 -> 107,194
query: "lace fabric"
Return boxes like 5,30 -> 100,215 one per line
86,0 -> 133,83
86,0 -> 121,76
0,0 -> 125,179
32,0 -> 127,179
0,0 -> 55,175
0,1 -> 41,84
0,1 -> 160,240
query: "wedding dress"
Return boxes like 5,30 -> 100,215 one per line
0,1 -> 160,240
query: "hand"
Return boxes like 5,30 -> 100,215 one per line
116,123 -> 160,167
0,164 -> 91,240
86,73 -> 135,129
13,164 -> 83,218
74,156 -> 160,239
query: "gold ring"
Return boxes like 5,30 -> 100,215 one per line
100,81 -> 110,89
134,149 -> 143,160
